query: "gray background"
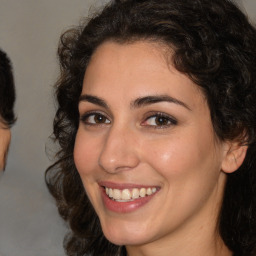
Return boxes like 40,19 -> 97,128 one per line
0,1 -> 255,256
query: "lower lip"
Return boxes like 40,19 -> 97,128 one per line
101,187 -> 158,213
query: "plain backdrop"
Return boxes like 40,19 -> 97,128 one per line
0,0 -> 255,256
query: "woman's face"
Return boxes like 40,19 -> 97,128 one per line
74,41 -> 229,247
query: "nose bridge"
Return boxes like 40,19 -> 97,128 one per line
99,123 -> 139,173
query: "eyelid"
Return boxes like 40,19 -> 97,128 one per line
80,110 -> 111,125
141,112 -> 177,128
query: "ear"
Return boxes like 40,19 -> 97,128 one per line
221,142 -> 248,174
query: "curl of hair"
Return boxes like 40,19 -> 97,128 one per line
45,0 -> 256,255
0,49 -> 16,127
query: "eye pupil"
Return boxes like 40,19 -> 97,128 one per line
95,114 -> 105,123
156,117 -> 168,126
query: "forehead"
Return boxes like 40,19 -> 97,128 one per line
85,41 -> 165,86
82,41 -> 205,109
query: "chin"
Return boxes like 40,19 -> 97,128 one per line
105,233 -> 147,247
101,221 -> 153,246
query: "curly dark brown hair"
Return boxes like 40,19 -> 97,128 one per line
45,0 -> 256,255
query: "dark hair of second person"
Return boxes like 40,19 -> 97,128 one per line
0,49 -> 15,127
0,49 -> 16,171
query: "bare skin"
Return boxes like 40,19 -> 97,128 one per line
0,122 -> 11,171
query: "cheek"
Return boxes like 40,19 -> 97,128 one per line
145,136 -> 198,173
73,129 -> 100,179
73,129 -> 104,206
144,136 -> 224,224
144,132 -> 219,185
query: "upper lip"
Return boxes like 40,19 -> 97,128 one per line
98,181 -> 160,190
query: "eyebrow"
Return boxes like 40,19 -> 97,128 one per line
131,95 -> 191,110
79,94 -> 109,109
79,94 -> 191,111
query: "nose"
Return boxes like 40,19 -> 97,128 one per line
98,125 -> 140,174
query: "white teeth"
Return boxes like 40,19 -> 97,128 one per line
113,189 -> 121,200
121,189 -> 131,200
132,188 -> 140,199
109,188 -> 113,198
139,188 -> 146,197
146,188 -> 152,195
105,186 -> 158,201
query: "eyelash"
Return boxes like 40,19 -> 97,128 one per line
80,111 -> 110,126
142,112 -> 177,129
80,111 -> 177,128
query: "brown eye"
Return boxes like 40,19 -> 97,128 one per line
81,113 -> 110,125
143,113 -> 177,128
94,114 -> 107,123
155,116 -> 170,126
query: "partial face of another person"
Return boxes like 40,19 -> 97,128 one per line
74,41 -> 237,247
0,122 -> 11,171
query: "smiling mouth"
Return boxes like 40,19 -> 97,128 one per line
104,187 -> 158,202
